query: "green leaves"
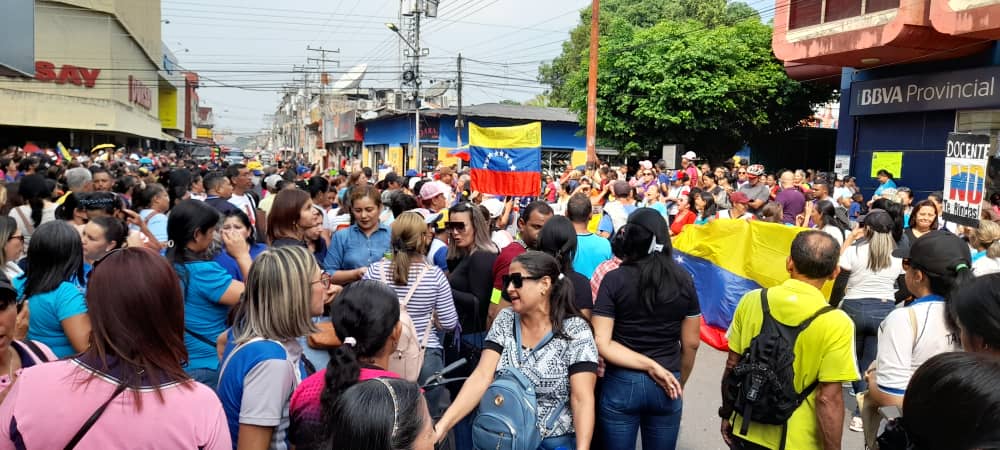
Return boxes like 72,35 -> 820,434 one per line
554,15 -> 834,161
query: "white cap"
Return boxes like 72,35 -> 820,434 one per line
481,198 -> 505,219
681,151 -> 698,161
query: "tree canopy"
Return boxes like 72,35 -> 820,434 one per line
538,0 -> 835,163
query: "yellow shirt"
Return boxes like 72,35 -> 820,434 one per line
727,279 -> 859,450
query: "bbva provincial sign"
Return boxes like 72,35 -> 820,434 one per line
851,66 -> 1000,116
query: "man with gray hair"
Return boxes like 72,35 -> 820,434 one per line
65,167 -> 93,193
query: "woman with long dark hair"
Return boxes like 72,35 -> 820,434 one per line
167,200 -> 248,389
328,378 -> 433,450
14,221 -> 90,358
693,190 -> 717,225
0,248 -> 231,448
445,202 -> 499,339
593,208 -> 700,449
435,251 -> 598,449
799,200 -> 848,246
904,200 -> 938,243
267,188 -> 315,248
8,174 -> 56,245
537,215 -> 594,319
951,273 -> 1000,355
288,280 -> 403,450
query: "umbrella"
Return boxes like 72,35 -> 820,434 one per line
91,144 -> 115,153
23,143 -> 40,154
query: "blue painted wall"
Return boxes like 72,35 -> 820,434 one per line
836,43 -> 1000,200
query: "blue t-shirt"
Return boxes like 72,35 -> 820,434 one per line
218,337 -> 308,450
213,243 -> 268,282
138,209 -> 168,243
647,202 -> 669,219
324,224 -> 391,272
14,276 -> 87,358
176,261 -> 234,370
574,233 -> 612,279
873,179 -> 897,197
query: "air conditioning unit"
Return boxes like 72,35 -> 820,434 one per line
357,100 -> 376,111
393,92 -> 404,111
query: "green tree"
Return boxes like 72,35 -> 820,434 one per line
539,0 -> 759,107
524,93 -> 551,107
563,19 -> 835,163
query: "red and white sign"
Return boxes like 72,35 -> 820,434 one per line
34,61 -> 101,88
128,75 -> 152,110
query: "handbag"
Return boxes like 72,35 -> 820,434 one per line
64,379 -> 127,449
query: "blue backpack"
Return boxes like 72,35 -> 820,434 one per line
472,314 -> 565,450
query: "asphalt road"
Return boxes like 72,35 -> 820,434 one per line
674,347 -> 866,450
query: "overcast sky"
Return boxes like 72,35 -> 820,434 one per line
162,0 -> 773,136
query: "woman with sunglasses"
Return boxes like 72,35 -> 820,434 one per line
593,208 -> 700,450
217,246 -> 337,450
0,217 -> 24,280
0,247 -> 231,449
167,200 -> 248,389
435,251 -> 598,450
14,221 -> 90,358
445,202 -> 499,341
325,185 -> 391,285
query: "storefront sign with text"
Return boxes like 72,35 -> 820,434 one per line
128,75 -> 152,110
33,61 -> 100,88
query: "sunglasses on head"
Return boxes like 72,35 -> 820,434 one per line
444,221 -> 466,232
502,273 -> 543,289
91,247 -> 127,273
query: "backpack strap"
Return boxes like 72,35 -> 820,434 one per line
20,340 -> 50,363
13,207 -> 33,235
64,381 -> 127,450
907,307 -> 919,351
400,264 -> 430,307
512,313 -> 554,367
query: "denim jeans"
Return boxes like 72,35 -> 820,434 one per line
841,298 -> 895,395
539,433 -> 576,450
599,367 -> 683,450
186,367 -> 218,391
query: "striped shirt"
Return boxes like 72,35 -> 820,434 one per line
363,261 -> 459,349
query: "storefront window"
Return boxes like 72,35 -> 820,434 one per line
790,0 -> 900,29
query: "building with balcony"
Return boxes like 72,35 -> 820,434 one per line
772,0 -> 1000,198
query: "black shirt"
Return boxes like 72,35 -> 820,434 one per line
567,271 -> 593,312
593,264 -> 700,372
448,250 -> 499,334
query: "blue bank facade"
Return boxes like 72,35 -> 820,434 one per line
838,43 -> 1000,201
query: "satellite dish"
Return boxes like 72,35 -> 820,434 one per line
331,64 -> 368,94
422,80 -> 450,98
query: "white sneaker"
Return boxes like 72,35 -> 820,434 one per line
849,416 -> 864,432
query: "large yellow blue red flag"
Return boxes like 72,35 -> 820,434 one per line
469,122 -> 542,197
672,219 -> 832,350
57,142 -> 72,162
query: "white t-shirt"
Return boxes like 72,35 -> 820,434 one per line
875,298 -> 960,395
228,193 -> 257,226
973,256 -> 1000,276
667,186 -> 690,215
833,187 -> 853,202
821,224 -> 845,248
717,209 -> 753,220
838,242 -> 903,300
9,204 -> 57,246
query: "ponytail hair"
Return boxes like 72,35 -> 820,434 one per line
536,215 -> 577,274
319,280 -> 400,442
612,208 -> 694,312
511,251 -> 581,338
388,212 -> 429,285
933,263 -> 976,335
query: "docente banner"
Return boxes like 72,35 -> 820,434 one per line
943,132 -> 991,227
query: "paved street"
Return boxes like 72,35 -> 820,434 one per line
676,347 -> 865,450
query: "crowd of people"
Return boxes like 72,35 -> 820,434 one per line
0,145 -> 995,450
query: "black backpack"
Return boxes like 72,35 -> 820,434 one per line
724,289 -> 834,450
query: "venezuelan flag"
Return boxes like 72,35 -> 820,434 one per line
672,219 -> 832,350
57,142 -> 72,162
469,122 -> 542,197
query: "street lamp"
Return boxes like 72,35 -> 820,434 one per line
386,23 -> 419,53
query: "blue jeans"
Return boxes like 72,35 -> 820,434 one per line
186,367 -> 218,391
841,299 -> 895,395
539,433 -> 576,450
599,367 -> 683,450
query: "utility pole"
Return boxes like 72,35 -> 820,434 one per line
390,0 -> 431,172
456,53 -> 464,150
585,0 -> 600,164
307,46 -> 340,169
412,5 -> 422,172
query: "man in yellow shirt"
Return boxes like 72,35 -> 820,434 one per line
721,230 -> 859,450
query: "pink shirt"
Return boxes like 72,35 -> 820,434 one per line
288,367 -> 400,448
0,360 -> 230,450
